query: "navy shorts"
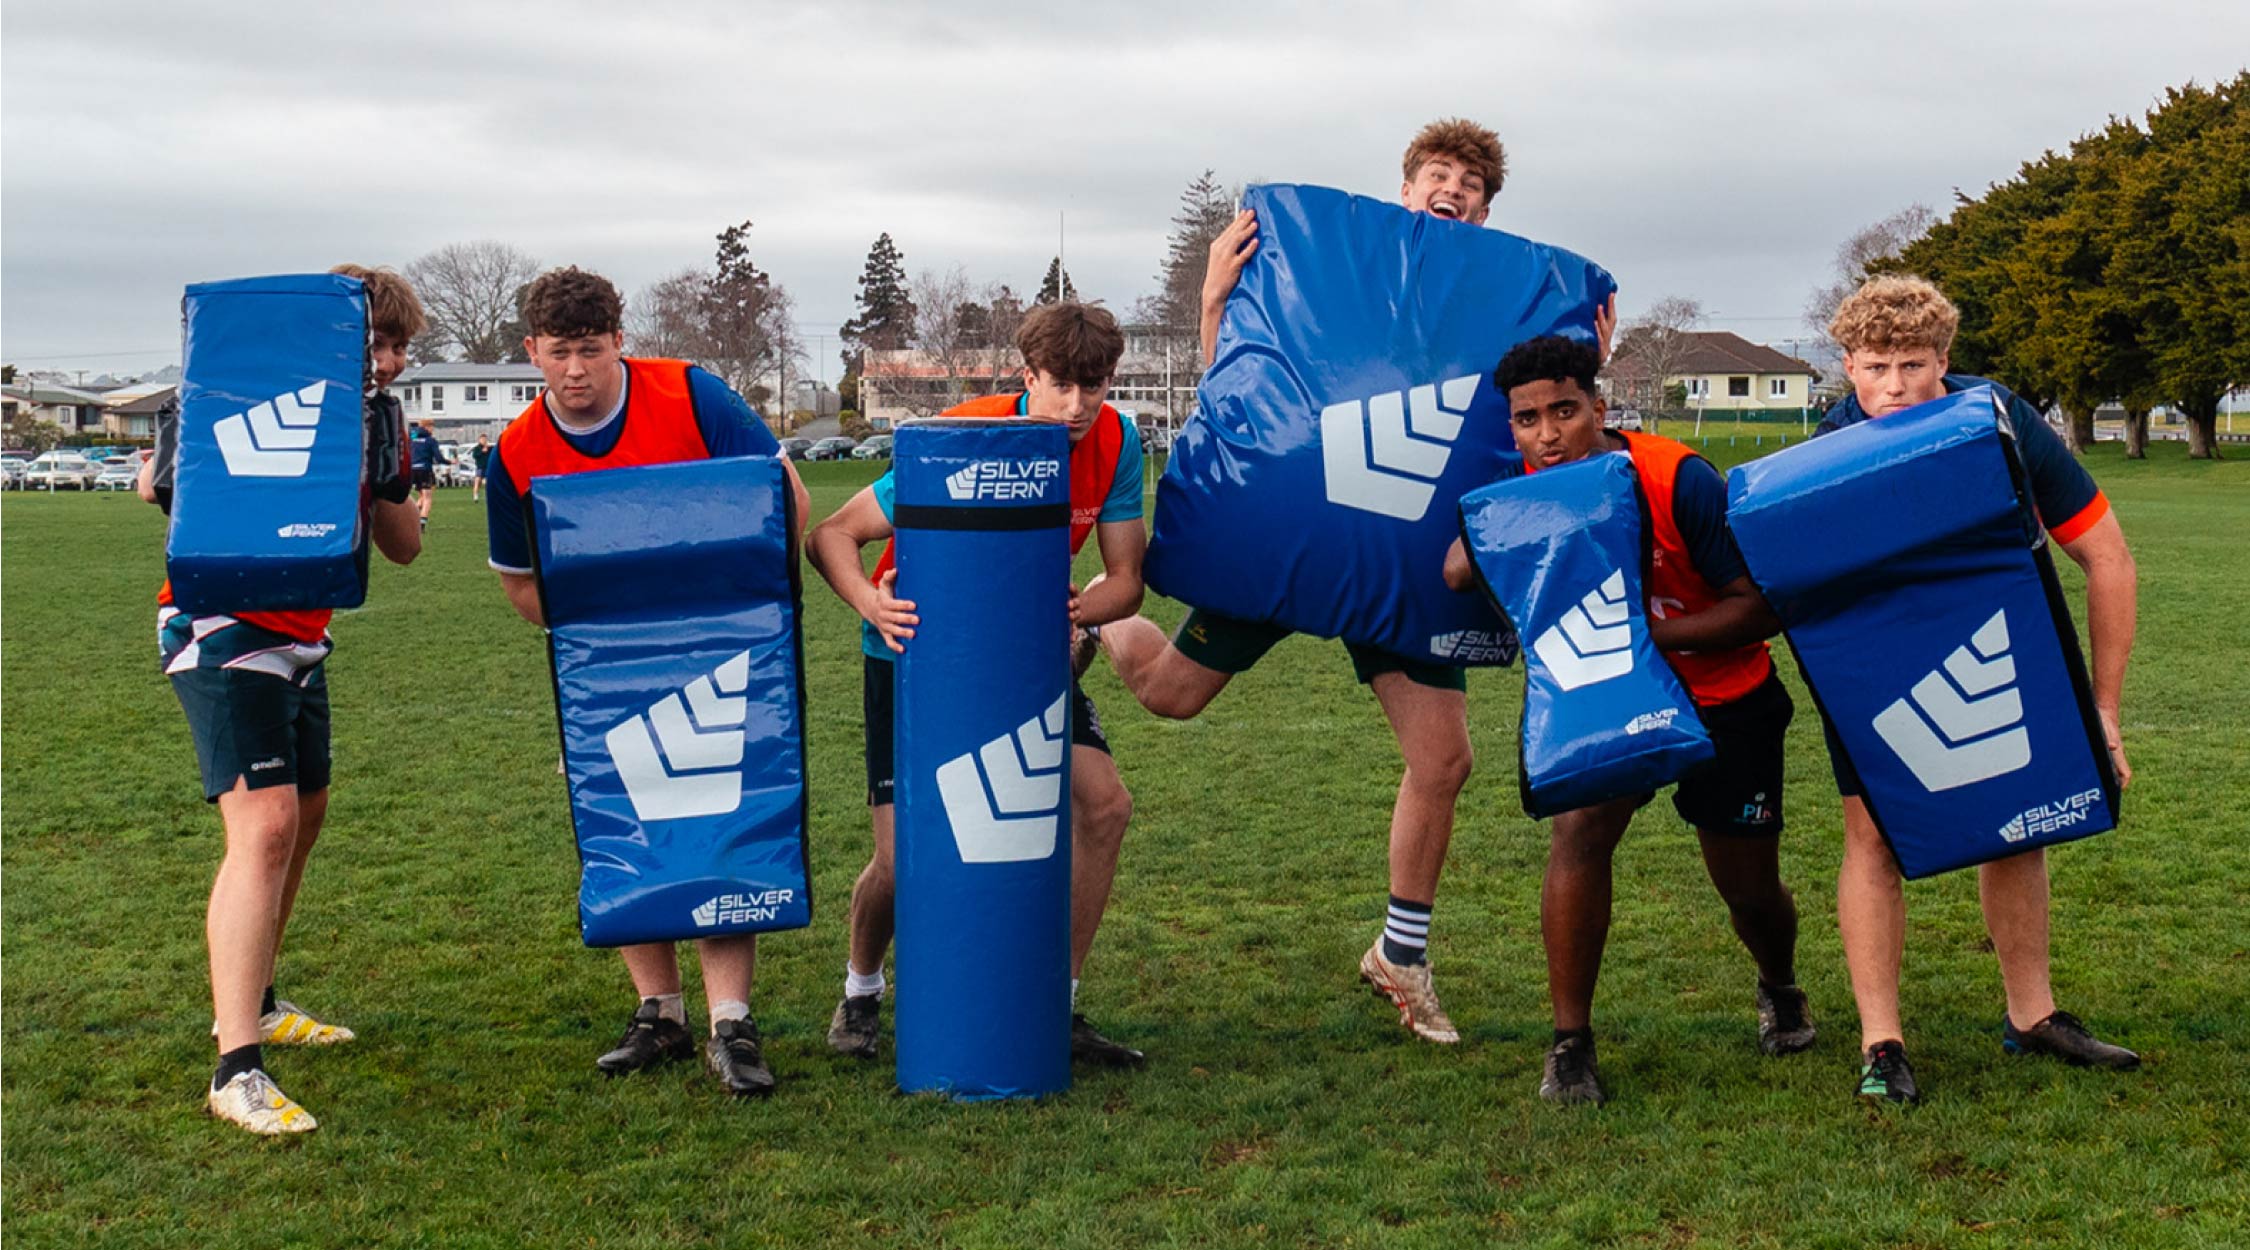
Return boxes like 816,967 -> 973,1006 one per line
169,665 -> 332,801
862,653 -> 1107,807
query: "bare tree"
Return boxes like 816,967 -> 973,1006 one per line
626,269 -> 710,360
1803,204 -> 1939,350
405,241 -> 541,362
895,267 -> 1023,418
1609,295 -> 1705,420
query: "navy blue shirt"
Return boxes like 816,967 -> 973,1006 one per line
409,427 -> 439,471
1817,374 -> 2108,542
484,364 -> 780,573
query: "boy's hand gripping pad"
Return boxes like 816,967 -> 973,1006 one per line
1460,453 -> 1714,817
167,273 -> 372,613
1145,182 -> 1616,666
893,420 -> 1074,1100
531,456 -> 811,946
1726,386 -> 2118,877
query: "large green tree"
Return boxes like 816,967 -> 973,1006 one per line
1035,257 -> 1077,305
839,233 -> 915,386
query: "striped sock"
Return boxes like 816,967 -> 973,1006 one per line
1381,895 -> 1432,966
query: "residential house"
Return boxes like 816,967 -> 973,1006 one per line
2,381 -> 110,436
859,323 -> 1202,434
1606,330 -> 1819,419
101,383 -> 177,439
394,362 -> 548,440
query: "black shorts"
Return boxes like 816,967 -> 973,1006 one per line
412,467 -> 435,489
1667,673 -> 1794,837
1171,608 -> 1468,693
169,665 -> 333,802
1820,710 -> 1867,798
862,653 -> 1109,807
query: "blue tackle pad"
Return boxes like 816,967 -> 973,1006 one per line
1144,182 -> 1615,666
1727,387 -> 2118,877
1459,453 -> 1714,817
529,455 -> 810,946
167,273 -> 371,613
893,420 -> 1074,1100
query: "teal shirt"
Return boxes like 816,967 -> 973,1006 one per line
860,406 -> 1144,660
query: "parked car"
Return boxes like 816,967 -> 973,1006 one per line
1605,407 -> 1645,432
94,459 -> 142,491
779,438 -> 814,461
850,434 -> 894,460
26,451 -> 100,491
807,436 -> 859,461
2,457 -> 28,490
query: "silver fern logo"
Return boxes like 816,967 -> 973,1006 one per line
1530,570 -> 1634,691
1320,374 -> 1479,521
604,651 -> 752,822
214,381 -> 326,477
1871,610 -> 2031,791
934,693 -> 1069,863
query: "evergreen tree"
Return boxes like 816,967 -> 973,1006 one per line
839,233 -> 916,380
1035,256 -> 1077,305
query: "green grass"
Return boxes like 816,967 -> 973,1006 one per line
5,445 -> 2247,1249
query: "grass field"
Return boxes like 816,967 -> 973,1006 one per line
4,443 -> 2247,1249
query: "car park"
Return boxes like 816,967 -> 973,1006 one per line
94,459 -> 142,491
779,438 -> 814,461
25,451 -> 100,491
850,434 -> 893,460
1605,408 -> 1645,432
2,457 -> 28,489
807,436 -> 859,461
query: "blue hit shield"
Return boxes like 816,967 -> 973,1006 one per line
168,273 -> 372,613
1727,387 -> 2118,877
1144,182 -> 1615,666
893,419 -> 1073,1100
1459,453 -> 1714,817
529,455 -> 811,946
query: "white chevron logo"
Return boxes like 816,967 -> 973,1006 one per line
1531,570 -> 1634,691
1871,609 -> 2032,792
691,898 -> 720,926
212,381 -> 327,478
1320,374 -> 1478,521
604,651 -> 752,822
935,693 -> 1068,863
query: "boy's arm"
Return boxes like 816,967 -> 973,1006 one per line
1646,576 -> 1779,652
370,498 -> 421,565
497,571 -> 544,628
806,485 -> 918,652
1442,537 -> 1475,591
780,457 -> 811,553
1073,519 -> 1146,627
1200,210 -> 1259,365
2058,510 -> 2136,788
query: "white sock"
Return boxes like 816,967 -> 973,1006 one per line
845,963 -> 885,1000
708,999 -> 749,1031
1071,978 -> 1081,1010
648,993 -> 687,1025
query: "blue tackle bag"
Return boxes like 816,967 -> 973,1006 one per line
1459,453 -> 1714,817
892,420 -> 1074,1100
167,273 -> 373,613
1144,182 -> 1615,666
529,455 -> 811,946
1727,387 -> 2119,877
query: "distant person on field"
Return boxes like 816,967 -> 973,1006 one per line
138,263 -> 425,1135
1818,274 -> 2139,1106
485,266 -> 809,1098
409,420 -> 439,528
806,301 -> 1150,1069
471,433 -> 493,501
1442,336 -> 1813,1105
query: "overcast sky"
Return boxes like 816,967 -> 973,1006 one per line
4,0 -> 2243,379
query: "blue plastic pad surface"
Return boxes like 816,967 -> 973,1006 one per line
893,420 -> 1074,1100
1727,387 -> 2118,877
531,455 -> 810,945
1144,182 -> 1616,665
1460,453 -> 1714,816
167,273 -> 370,613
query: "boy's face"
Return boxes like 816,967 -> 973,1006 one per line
1507,377 -> 1607,469
527,331 -> 625,422
370,331 -> 408,389
1402,155 -> 1491,224
1022,368 -> 1110,443
1842,346 -> 1948,416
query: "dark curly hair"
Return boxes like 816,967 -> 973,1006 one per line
1492,334 -> 1600,400
520,266 -> 624,339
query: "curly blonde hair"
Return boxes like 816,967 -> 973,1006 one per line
1829,274 -> 1958,356
1403,117 -> 1506,203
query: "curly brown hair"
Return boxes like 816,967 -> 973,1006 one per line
1016,302 -> 1124,386
1829,275 -> 1959,356
1403,117 -> 1506,203
329,264 -> 427,343
521,266 -> 624,339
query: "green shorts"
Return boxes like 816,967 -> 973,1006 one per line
1171,608 -> 1467,693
